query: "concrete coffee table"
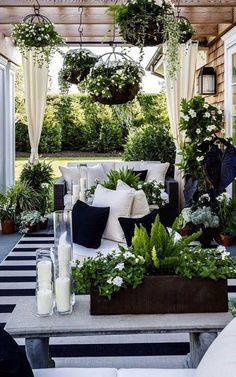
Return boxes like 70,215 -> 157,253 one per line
5,295 -> 233,369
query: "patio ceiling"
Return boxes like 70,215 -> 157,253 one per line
0,0 -> 236,45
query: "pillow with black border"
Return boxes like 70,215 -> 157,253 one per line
0,327 -> 34,377
133,169 -> 148,182
72,200 -> 110,249
118,209 -> 158,247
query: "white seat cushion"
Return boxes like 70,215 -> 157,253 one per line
118,369 -> 196,377
73,238 -> 126,262
92,184 -> 135,242
195,317 -> 236,377
116,180 -> 150,218
81,163 -> 106,188
59,166 -> 80,193
34,368 -> 118,377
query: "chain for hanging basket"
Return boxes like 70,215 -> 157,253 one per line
82,49 -> 144,105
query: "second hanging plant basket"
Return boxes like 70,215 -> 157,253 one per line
81,51 -> 144,105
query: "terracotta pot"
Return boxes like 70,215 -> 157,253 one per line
1,219 -> 15,234
90,275 -> 228,315
220,234 -> 234,247
179,223 -> 196,237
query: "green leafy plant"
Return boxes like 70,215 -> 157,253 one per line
0,194 -> 16,222
58,49 -> 98,93
216,192 -> 236,236
12,22 -> 64,67
7,181 -> 40,218
81,59 -> 144,105
19,210 -> 46,234
103,168 -> 140,190
108,0 -> 194,79
178,96 -> 223,188
20,160 -> 53,190
140,180 -> 165,206
73,216 -> 236,299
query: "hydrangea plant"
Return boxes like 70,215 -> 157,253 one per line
12,22 -> 64,67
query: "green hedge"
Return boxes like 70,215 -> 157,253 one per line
15,93 -> 174,159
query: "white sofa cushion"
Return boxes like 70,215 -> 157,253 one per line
116,180 -> 150,218
114,161 -> 141,170
92,184 -> 135,242
73,238 -> 126,262
195,317 -> 236,377
34,368 -> 118,377
59,166 -> 80,193
118,369 -> 195,377
81,163 -> 106,188
142,162 -> 170,184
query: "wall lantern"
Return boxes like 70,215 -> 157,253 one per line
198,66 -> 216,95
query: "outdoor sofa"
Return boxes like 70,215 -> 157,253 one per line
33,316 -> 236,376
54,160 -> 179,227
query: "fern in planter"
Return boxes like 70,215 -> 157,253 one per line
103,168 -> 140,190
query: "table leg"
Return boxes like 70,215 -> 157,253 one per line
25,337 -> 55,369
184,332 -> 217,368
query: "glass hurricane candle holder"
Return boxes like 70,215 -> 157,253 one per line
54,261 -> 73,315
36,249 -> 53,290
53,210 -> 73,264
36,282 -> 54,317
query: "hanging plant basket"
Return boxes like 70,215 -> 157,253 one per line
82,51 -> 144,105
178,17 -> 194,44
58,49 -> 98,93
11,10 -> 64,67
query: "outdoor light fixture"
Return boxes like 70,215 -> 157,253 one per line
198,66 -> 216,95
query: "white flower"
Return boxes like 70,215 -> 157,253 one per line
218,110 -> 222,114
112,276 -> 123,287
204,112 -> 211,118
115,263 -> 124,271
196,129 -> 201,134
196,156 -> 204,162
203,103 -> 209,109
123,251 -> 135,259
217,245 -> 227,254
207,125 -> 215,132
217,192 -> 231,203
199,193 -> 210,201
189,109 -> 197,118
138,184 -> 142,189
107,277 -> 113,284
70,260 -> 77,268
183,115 -> 190,122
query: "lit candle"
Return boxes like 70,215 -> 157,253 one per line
58,243 -> 72,262
36,289 -> 53,316
55,277 -> 71,313
80,177 -> 87,191
37,260 -> 52,289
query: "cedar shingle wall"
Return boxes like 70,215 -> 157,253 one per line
204,39 -> 224,109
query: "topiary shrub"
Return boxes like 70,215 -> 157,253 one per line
39,104 -> 62,153
123,123 -> 176,168
15,122 -> 30,152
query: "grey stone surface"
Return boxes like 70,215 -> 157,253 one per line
0,232 -> 22,262
5,296 -> 233,338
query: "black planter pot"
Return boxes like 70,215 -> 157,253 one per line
92,83 -> 140,105
197,227 -> 214,248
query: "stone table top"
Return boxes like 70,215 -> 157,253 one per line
5,295 -> 233,338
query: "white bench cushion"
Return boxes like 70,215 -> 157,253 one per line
73,238 -> 126,262
118,369 -> 196,377
34,368 -> 117,377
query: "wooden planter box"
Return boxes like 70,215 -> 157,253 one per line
90,275 -> 228,315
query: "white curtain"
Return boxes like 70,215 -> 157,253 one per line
22,50 -> 48,164
164,41 -> 198,209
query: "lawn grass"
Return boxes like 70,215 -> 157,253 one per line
15,156 -> 121,180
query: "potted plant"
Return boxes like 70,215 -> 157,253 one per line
7,181 -> 40,219
12,21 -> 64,67
19,210 -> 46,233
81,60 -> 144,105
0,194 -> 16,234
58,49 -> 98,93
216,192 -> 236,246
73,216 -> 235,314
108,0 -> 194,78
140,180 -> 166,207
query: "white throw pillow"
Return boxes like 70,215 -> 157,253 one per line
59,166 -> 80,193
116,180 -> 150,218
143,162 -> 170,183
83,164 -> 106,188
92,184 -> 135,242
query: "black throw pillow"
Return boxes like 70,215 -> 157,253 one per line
72,200 -> 110,249
119,209 -> 159,247
0,327 -> 34,377
133,169 -> 148,182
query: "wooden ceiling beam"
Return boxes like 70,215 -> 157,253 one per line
181,7 -> 233,24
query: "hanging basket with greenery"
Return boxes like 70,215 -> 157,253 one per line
81,52 -> 144,105
58,48 -> 98,93
109,0 -> 194,79
12,11 -> 64,67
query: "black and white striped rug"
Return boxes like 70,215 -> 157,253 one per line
1,233 -> 236,369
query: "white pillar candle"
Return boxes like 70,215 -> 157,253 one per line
37,260 -> 52,288
36,289 -> 53,316
79,189 -> 86,203
80,177 -> 87,190
58,261 -> 70,278
55,277 -> 71,313
58,243 -> 72,262
73,184 -> 80,196
72,193 -> 79,205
